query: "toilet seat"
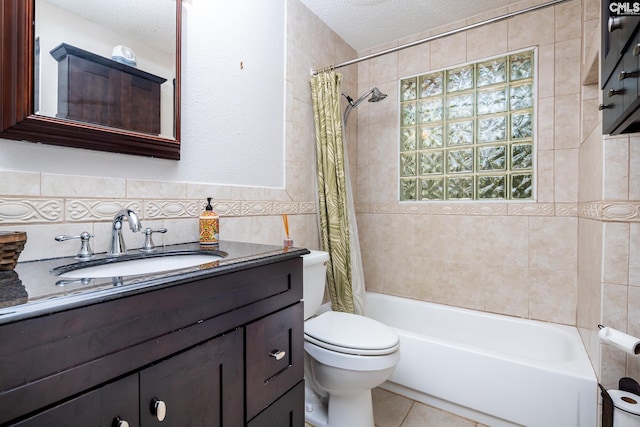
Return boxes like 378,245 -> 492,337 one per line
304,311 -> 399,356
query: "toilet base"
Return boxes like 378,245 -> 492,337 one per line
304,385 -> 328,427
304,383 -> 374,427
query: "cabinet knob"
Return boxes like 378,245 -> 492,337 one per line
599,104 -> 612,110
112,417 -> 130,427
619,70 -> 639,80
269,349 -> 287,360
609,16 -> 623,32
151,398 -> 167,422
608,88 -> 625,97
634,43 -> 640,57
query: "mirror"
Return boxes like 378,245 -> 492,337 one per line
0,0 -> 182,160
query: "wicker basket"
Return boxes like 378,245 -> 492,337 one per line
0,232 -> 27,271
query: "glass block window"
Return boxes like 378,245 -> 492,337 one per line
399,50 -> 535,201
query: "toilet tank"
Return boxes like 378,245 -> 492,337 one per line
301,250 -> 329,320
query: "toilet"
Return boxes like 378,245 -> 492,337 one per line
302,250 -> 400,427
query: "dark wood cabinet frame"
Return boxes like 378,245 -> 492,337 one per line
0,0 -> 182,160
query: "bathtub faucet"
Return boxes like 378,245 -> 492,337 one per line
109,208 -> 142,256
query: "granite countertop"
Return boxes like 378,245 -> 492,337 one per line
0,241 -> 308,324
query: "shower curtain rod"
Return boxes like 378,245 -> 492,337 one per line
311,0 -> 570,75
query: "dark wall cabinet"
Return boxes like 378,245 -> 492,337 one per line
600,3 -> 640,134
0,257 -> 305,426
50,43 -> 166,135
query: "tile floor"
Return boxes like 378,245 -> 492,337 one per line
305,387 -> 490,427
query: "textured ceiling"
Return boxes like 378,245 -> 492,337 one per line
41,0 -> 175,54
299,0 -> 524,51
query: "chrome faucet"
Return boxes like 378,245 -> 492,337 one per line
109,208 -> 142,256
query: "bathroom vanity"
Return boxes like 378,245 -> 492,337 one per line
0,241 -> 307,426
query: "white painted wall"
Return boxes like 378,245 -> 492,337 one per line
0,0 -> 286,188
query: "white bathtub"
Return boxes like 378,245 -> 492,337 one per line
364,292 -> 597,427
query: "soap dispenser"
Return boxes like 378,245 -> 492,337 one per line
199,198 -> 219,245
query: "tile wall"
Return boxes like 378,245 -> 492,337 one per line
353,0 -> 583,326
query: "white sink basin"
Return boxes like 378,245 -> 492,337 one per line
54,253 -> 224,279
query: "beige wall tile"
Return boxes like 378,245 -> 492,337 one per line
628,284 -> 640,340
555,94 -> 582,149
536,149 -> 555,203
537,44 -> 555,100
603,222 -> 630,285
603,283 -> 628,330
554,148 -> 579,203
578,126 -> 603,202
603,136 -> 630,200
555,0 -> 582,42
629,137 -> 640,200
628,286 -> 640,379
507,6 -> 555,50
466,20 -> 508,61
446,261 -> 485,310
0,171 -> 40,196
529,217 -> 577,271
430,32 -> 466,70
483,264 -> 530,317
41,173 -> 126,198
483,216 -> 529,267
537,97 -> 555,151
554,39 -> 582,96
630,224 -> 640,286
413,214 -> 447,260
413,256 -> 449,304
529,267 -> 577,324
444,216 -> 488,264
398,43 -> 430,78
126,179 -> 188,200
369,50 -> 398,85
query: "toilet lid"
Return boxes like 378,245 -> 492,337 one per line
304,311 -> 400,356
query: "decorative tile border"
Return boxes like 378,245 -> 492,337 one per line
0,198 -> 317,225
5,198 -> 638,223
579,201 -> 640,222
0,199 -> 64,223
67,200 -> 143,222
356,202 -> 576,216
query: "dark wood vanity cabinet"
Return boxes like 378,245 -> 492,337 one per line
600,3 -> 640,134
50,43 -> 166,135
0,257 -> 305,426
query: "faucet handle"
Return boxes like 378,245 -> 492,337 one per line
55,231 -> 95,260
141,227 -> 167,252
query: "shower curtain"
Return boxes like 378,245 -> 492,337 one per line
310,71 -> 364,315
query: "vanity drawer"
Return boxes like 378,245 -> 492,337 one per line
245,302 -> 304,420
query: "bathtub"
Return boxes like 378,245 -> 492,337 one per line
364,292 -> 597,427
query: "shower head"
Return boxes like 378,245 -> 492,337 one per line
342,87 -> 388,109
342,87 -> 388,126
368,87 -> 387,103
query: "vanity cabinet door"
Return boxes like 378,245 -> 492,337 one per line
139,328 -> 244,427
246,302 -> 304,420
247,381 -> 305,427
10,374 -> 138,427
